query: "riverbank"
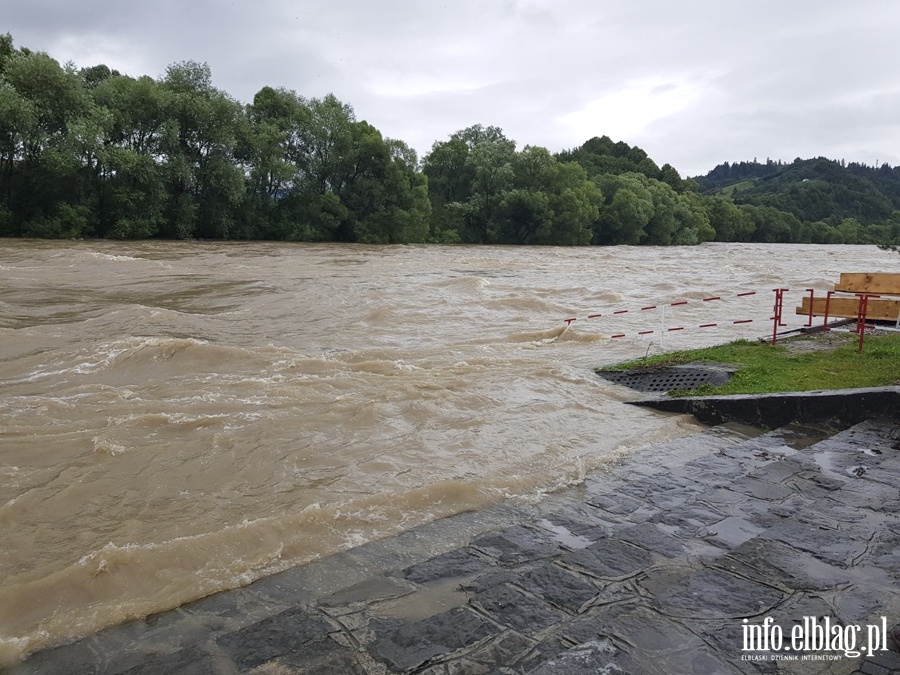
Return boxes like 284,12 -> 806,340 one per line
601,329 -> 900,397
8,391 -> 900,675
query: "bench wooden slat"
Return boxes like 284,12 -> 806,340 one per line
835,273 -> 900,295
796,296 -> 900,321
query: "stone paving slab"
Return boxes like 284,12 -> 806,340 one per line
7,415 -> 900,675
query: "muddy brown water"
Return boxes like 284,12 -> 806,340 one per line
0,240 -> 893,663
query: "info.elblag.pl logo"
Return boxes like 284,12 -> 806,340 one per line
741,616 -> 892,661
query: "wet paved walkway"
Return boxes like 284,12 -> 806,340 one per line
9,415 -> 900,675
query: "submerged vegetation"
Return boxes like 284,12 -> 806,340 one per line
1,32 -> 900,246
607,333 -> 900,396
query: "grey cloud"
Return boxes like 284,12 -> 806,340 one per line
4,0 -> 900,175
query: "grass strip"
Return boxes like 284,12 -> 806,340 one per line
602,332 -> 900,396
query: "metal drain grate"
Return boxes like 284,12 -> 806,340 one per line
596,364 -> 735,394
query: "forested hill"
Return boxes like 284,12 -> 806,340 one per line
1,31 -> 899,247
694,158 -> 900,229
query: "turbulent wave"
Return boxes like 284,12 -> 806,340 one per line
554,328 -> 607,343
84,252 -> 144,262
506,325 -> 569,342
10,337 -> 293,386
430,276 -> 492,293
361,306 -> 396,323
484,295 -> 566,313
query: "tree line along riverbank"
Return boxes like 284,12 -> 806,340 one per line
2,32 -> 900,247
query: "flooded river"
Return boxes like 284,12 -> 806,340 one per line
0,240 -> 894,663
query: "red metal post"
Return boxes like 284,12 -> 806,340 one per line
805,288 -> 815,327
822,291 -> 834,330
771,288 -> 784,345
856,293 -> 868,353
855,293 -> 880,353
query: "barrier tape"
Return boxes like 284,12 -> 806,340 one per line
606,319 -> 755,339
563,290 -> 758,325
559,287 -> 851,347
560,288 -> 806,345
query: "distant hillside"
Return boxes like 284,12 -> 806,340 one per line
694,158 -> 900,226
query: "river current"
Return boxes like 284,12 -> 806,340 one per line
0,240 -> 894,663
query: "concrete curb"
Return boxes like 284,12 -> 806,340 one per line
627,386 -> 900,428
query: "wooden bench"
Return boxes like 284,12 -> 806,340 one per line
795,273 -> 900,321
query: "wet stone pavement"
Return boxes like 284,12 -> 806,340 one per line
9,416 -> 900,675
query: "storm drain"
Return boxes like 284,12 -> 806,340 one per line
596,364 -> 735,394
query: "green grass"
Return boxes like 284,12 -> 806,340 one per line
712,179 -> 757,197
603,333 -> 900,396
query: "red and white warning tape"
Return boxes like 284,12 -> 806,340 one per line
563,291 -> 758,325
607,318 -> 754,339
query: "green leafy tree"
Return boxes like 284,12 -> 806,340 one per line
79,63 -> 120,89
798,220 -> 843,244
504,151 -> 600,245
423,125 -> 510,243
499,188 -> 553,244
514,145 -> 557,192
461,138 -> 516,243
672,191 -> 715,245
1,49 -> 93,235
836,217 -> 863,244
0,33 -> 15,73
423,136 -> 472,205
741,204 -> 797,243
159,61 -> 245,238
341,128 -> 429,243
91,74 -> 173,237
301,93 -> 355,196
642,179 -> 679,245
0,79 -> 35,217
705,196 -> 755,241
558,136 -> 661,183
593,173 -> 654,244
545,162 -> 602,245
237,86 -> 312,238
658,163 -> 684,192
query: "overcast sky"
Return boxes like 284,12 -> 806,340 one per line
5,0 -> 900,176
